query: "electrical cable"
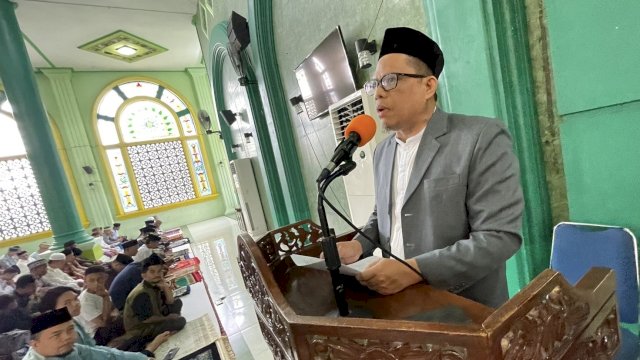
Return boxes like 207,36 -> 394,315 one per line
318,190 -> 428,283
295,111 -> 349,215
366,0 -> 385,41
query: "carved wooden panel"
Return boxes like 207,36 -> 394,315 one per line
307,336 -> 467,360
501,285 -> 590,360
255,220 -> 322,267
238,241 -> 294,359
563,307 -> 620,360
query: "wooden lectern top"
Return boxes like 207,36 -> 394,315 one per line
238,220 -> 620,360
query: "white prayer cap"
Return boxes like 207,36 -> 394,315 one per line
49,253 -> 66,261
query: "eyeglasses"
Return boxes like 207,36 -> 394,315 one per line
364,73 -> 429,96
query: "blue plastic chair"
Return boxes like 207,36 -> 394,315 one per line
551,222 -> 639,358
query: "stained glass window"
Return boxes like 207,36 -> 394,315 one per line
0,94 -> 85,241
95,79 -> 215,215
105,149 -> 138,213
0,158 -> 51,240
119,100 -> 180,143
127,141 -> 196,208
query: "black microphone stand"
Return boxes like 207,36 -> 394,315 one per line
317,160 -> 357,317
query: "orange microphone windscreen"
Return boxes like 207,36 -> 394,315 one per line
344,114 -> 377,146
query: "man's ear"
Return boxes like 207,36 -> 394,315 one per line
424,76 -> 438,102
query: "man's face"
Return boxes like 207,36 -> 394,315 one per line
141,264 -> 164,284
8,251 -> 18,258
31,264 -> 47,277
49,260 -> 65,269
84,272 -> 106,292
39,244 -> 50,252
65,254 -> 75,263
147,240 -> 159,249
374,54 -> 432,132
56,291 -> 81,317
104,229 -> 113,236
17,282 -> 36,296
18,253 -> 29,260
30,321 -> 77,357
0,271 -> 16,281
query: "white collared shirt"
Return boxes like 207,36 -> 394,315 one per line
389,126 -> 427,260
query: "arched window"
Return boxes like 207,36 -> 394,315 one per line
94,78 -> 216,216
0,92 -> 88,243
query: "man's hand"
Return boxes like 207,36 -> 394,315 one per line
95,286 -> 109,298
145,331 -> 172,353
356,258 -> 423,295
157,280 -> 172,291
330,240 -> 363,264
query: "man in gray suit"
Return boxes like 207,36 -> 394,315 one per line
337,27 -> 524,308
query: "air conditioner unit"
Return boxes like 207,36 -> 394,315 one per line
328,89 -> 388,227
229,158 -> 268,237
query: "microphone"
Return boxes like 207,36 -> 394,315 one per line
317,114 -> 377,182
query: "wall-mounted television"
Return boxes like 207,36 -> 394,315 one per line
294,26 -> 356,120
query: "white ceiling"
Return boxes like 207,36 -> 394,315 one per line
14,0 -> 202,71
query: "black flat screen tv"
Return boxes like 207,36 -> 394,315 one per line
294,26 -> 356,120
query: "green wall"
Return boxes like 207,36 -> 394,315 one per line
197,1 -> 428,233
545,0 -> 640,236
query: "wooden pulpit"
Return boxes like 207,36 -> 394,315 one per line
237,220 -> 620,359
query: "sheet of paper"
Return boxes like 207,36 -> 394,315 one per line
290,254 -> 381,276
154,314 -> 221,359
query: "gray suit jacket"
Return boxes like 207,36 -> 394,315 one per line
354,108 -> 524,308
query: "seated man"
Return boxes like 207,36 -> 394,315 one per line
0,246 -> 20,270
30,242 -> 51,261
24,308 -> 152,359
122,254 -> 185,347
112,223 -> 122,242
14,274 -> 37,312
15,250 -> 31,275
122,240 -> 139,259
109,260 -> 142,311
132,234 -> 162,263
0,265 -> 20,294
63,241 -> 96,267
136,225 -> 156,242
43,253 -> 83,291
0,294 -> 31,333
27,259 -> 52,290
77,266 -> 123,346
105,254 -> 134,289
61,249 -> 86,279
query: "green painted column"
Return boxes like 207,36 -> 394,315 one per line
41,68 -> 113,228
0,0 -> 94,249
248,0 -> 311,223
186,67 -> 238,215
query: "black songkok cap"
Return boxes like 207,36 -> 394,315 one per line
379,27 -> 444,78
31,308 -> 72,334
114,254 -> 133,265
139,226 -> 155,233
122,240 -> 139,249
146,233 -> 162,243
